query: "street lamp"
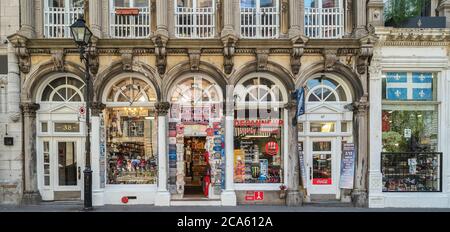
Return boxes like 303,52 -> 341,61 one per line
70,17 -> 93,210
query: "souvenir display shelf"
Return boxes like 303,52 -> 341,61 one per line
382,152 -> 442,192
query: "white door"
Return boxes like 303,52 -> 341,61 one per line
53,138 -> 84,193
307,137 -> 339,195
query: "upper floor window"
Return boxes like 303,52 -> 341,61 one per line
240,0 -> 280,39
175,0 -> 216,38
41,76 -> 85,102
44,0 -> 84,38
304,0 -> 344,39
110,0 -> 151,38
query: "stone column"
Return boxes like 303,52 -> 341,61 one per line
155,102 -> 170,206
91,102 -> 105,206
351,100 -> 369,207
222,0 -> 236,36
286,102 -> 302,206
431,0 -> 439,16
288,0 -> 303,38
438,1 -> 450,28
7,43 -> 21,122
89,0 -> 103,38
368,50 -> 384,208
20,0 -> 36,38
351,0 -> 368,37
367,0 -> 385,27
156,0 -> 169,37
221,96 -> 237,206
20,103 -> 41,204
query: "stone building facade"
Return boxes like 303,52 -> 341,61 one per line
0,0 -> 428,207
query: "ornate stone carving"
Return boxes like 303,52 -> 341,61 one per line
322,49 -> 338,71
91,102 -> 106,116
20,103 -> 40,118
188,49 -> 201,71
120,49 -> 133,71
51,49 -> 65,72
222,34 -> 238,75
290,35 -> 309,75
7,34 -> 31,74
353,99 -> 370,116
256,48 -> 270,71
87,37 -> 100,75
152,35 -> 168,75
357,36 -> 375,75
155,102 -> 171,116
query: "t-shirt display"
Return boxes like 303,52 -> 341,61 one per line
106,108 -> 157,184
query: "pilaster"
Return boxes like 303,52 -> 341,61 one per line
286,101 -> 302,206
155,102 -> 171,206
367,0 -> 384,27
89,0 -> 103,38
19,0 -> 36,38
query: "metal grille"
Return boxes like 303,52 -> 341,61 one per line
381,152 -> 442,192
110,7 -> 151,38
175,7 -> 215,39
240,7 -> 279,39
44,6 -> 83,38
304,7 -> 344,39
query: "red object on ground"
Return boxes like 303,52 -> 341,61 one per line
121,196 -> 129,204
203,175 -> 210,197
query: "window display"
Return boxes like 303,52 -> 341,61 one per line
106,108 -> 157,184
381,71 -> 441,192
382,152 -> 442,192
233,118 -> 283,184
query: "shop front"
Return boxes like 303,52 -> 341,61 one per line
298,74 -> 355,202
166,74 -> 225,202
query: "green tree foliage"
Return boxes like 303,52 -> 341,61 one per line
384,0 -> 430,26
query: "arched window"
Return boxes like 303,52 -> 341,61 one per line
169,76 -> 222,105
105,76 -> 157,105
41,76 -> 85,102
305,75 -> 349,103
234,75 -> 288,106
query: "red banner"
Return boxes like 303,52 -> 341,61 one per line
115,8 -> 140,15
313,178 -> 332,185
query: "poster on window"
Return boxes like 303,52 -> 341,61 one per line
234,150 -> 245,183
340,143 -> 356,189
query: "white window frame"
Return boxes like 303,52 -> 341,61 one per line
304,0 -> 344,39
109,0 -> 152,39
44,0 -> 84,38
240,0 -> 280,39
174,0 -> 216,39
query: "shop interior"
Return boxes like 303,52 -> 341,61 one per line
183,137 -> 208,197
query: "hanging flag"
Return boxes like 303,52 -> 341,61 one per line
386,72 -> 433,101
296,87 -> 305,118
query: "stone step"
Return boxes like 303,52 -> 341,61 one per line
170,200 -> 222,206
304,201 -> 354,207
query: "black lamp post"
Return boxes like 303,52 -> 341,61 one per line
70,17 -> 93,210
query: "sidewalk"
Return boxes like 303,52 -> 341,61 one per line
1,202 -> 450,212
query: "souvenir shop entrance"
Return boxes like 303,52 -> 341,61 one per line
168,76 -> 225,201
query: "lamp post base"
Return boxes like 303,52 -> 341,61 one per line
83,168 -> 93,211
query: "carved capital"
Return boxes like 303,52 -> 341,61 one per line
188,49 -> 201,71
120,49 -> 134,71
91,102 -> 106,116
357,37 -> 375,75
51,49 -> 65,72
20,103 -> 40,118
8,33 -> 31,74
221,34 -> 239,75
353,99 -> 370,116
322,49 -> 338,71
155,102 -> 171,116
291,35 -> 308,75
256,48 -> 270,71
152,35 -> 168,75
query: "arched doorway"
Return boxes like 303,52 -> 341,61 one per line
233,73 -> 289,189
101,74 -> 159,187
166,74 -> 224,200
298,73 -> 354,199
36,74 -> 86,201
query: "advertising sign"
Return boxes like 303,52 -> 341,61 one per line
340,143 -> 356,189
298,142 -> 307,187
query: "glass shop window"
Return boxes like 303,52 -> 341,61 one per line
381,71 -> 441,192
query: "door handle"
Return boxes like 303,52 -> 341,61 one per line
309,166 -> 312,180
78,167 -> 81,180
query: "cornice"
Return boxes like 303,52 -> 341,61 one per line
376,27 -> 450,46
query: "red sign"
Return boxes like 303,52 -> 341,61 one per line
313,178 -> 332,185
234,119 -> 284,127
115,8 -> 140,15
245,191 -> 264,201
265,141 -> 279,156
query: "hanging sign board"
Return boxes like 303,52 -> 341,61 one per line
115,8 -> 140,15
340,143 -> 356,189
